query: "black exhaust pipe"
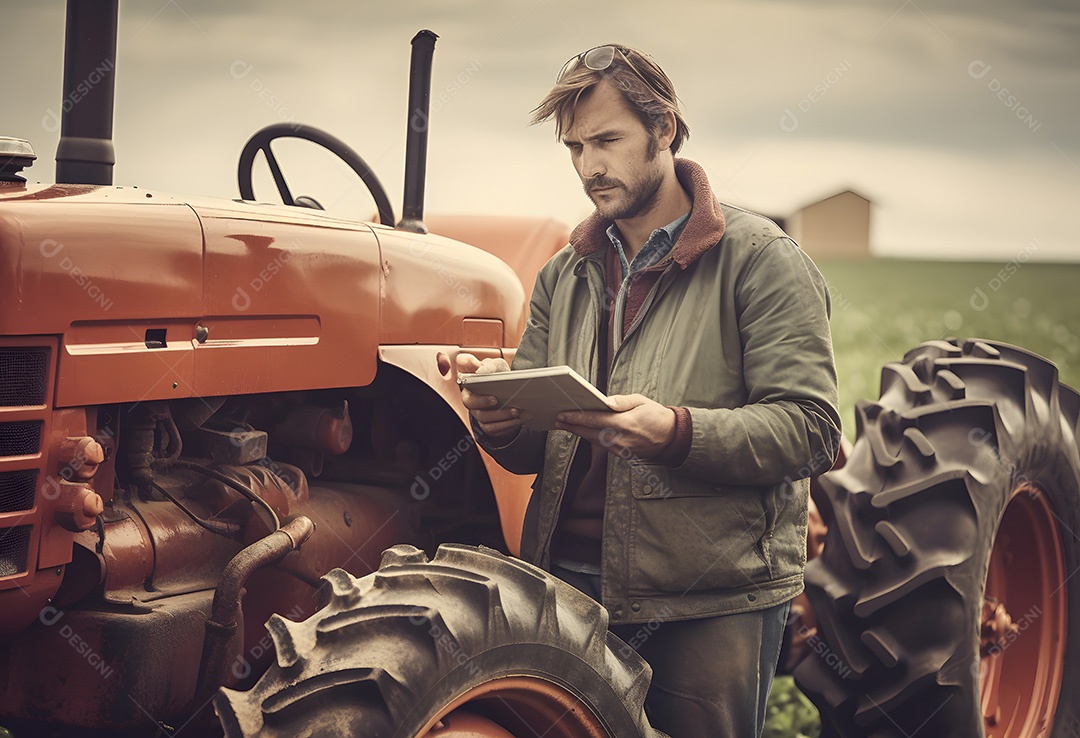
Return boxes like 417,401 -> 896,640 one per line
397,30 -> 438,234
55,0 -> 118,185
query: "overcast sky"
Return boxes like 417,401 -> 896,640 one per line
5,0 -> 1079,260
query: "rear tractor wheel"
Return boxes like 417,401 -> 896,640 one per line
215,543 -> 663,738
795,338 -> 1080,737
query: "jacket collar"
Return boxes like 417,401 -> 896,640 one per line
569,158 -> 726,269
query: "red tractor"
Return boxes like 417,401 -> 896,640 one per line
1,4 -> 1076,737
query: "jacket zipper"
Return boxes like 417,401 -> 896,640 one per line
611,260 -> 677,367
612,273 -> 630,356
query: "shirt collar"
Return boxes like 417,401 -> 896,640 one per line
606,210 -> 691,277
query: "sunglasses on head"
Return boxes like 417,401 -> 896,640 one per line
557,45 -> 667,99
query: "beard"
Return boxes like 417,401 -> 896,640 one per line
584,166 -> 665,221
583,138 -> 665,221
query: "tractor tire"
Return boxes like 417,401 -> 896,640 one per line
214,543 -> 663,738
795,338 -> 1080,738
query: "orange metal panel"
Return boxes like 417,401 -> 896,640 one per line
376,225 -> 528,347
462,318 -> 503,348
425,215 -> 571,301
0,186 -> 204,406
60,319 -> 197,405
194,203 -> 383,395
0,184 -> 386,403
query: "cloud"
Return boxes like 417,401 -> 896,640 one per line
4,0 -> 1078,260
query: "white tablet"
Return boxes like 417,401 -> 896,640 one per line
458,365 -> 614,431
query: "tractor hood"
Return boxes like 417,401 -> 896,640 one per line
0,182 -> 526,407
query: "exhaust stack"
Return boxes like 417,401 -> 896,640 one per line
55,0 -> 119,185
397,30 -> 438,234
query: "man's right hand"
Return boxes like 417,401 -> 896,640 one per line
456,353 -> 528,442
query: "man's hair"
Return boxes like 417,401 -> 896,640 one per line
531,44 -> 690,155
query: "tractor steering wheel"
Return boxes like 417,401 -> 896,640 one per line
237,123 -> 395,226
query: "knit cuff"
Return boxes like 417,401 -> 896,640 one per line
652,406 -> 692,466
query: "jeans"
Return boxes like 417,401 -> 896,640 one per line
551,561 -> 790,738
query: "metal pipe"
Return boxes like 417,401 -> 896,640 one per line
196,516 -> 315,703
56,0 -> 119,185
397,29 -> 438,234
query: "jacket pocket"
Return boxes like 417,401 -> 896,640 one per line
628,475 -> 771,596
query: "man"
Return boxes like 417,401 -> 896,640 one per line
459,43 -> 841,738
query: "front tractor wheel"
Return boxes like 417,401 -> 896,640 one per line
795,339 -> 1080,737
214,544 -> 663,738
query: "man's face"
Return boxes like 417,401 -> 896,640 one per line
562,81 -> 665,221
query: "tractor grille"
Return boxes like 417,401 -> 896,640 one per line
0,421 -> 43,457
0,340 -> 54,587
0,347 -> 49,407
0,525 -> 31,577
0,471 -> 37,513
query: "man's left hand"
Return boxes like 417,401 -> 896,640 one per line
555,394 -> 675,459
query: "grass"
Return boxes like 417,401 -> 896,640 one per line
820,258 -> 1080,440
763,257 -> 1080,736
765,676 -> 822,737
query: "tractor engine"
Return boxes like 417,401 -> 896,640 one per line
0,355 -> 507,732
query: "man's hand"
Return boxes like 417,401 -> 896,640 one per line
555,393 -> 675,458
456,353 -> 528,442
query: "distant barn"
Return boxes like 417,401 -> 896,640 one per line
777,189 -> 872,260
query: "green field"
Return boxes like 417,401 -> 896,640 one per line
821,258 -> 1080,440
764,257 -> 1080,737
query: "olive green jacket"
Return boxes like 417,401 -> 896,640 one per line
481,159 -> 841,624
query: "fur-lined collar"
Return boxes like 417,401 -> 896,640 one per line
569,158 -> 726,269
